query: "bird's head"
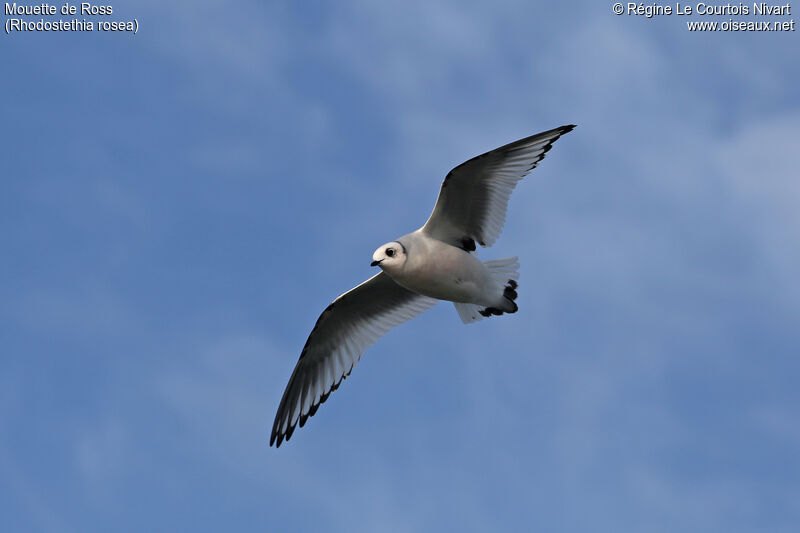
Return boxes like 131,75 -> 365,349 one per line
371,241 -> 407,271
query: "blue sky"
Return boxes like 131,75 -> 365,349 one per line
2,1 -> 799,531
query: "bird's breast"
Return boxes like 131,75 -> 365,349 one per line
391,244 -> 485,303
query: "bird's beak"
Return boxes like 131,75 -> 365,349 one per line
370,260 -> 382,267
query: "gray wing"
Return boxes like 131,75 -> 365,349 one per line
421,125 -> 575,249
270,272 -> 437,447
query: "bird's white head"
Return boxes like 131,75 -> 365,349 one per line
371,241 -> 407,271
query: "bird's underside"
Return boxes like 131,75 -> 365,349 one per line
270,124 -> 575,447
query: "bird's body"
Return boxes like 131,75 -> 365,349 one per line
385,230 -> 493,305
270,124 -> 576,447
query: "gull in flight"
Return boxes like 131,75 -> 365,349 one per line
271,125 -> 575,447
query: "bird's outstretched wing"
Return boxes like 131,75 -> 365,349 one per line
421,125 -> 575,250
271,272 -> 437,447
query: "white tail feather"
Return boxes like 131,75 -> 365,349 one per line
453,302 -> 485,324
483,256 -> 520,284
452,257 -> 521,324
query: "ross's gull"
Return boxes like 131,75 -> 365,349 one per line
270,125 -> 576,447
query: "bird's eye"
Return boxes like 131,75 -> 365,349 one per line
386,248 -> 395,257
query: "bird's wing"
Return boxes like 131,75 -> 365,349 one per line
421,125 -> 575,250
270,272 -> 437,447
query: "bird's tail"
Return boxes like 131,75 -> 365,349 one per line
453,257 -> 520,324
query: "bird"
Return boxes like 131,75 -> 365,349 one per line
270,124 -> 576,447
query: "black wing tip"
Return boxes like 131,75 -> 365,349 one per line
556,125 -> 576,139
517,123 -> 576,169
535,123 -> 577,145
270,414 -> 283,447
549,124 -> 576,136
526,124 -> 577,148
442,124 -> 575,187
270,374 -> 346,449
270,417 -> 291,447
